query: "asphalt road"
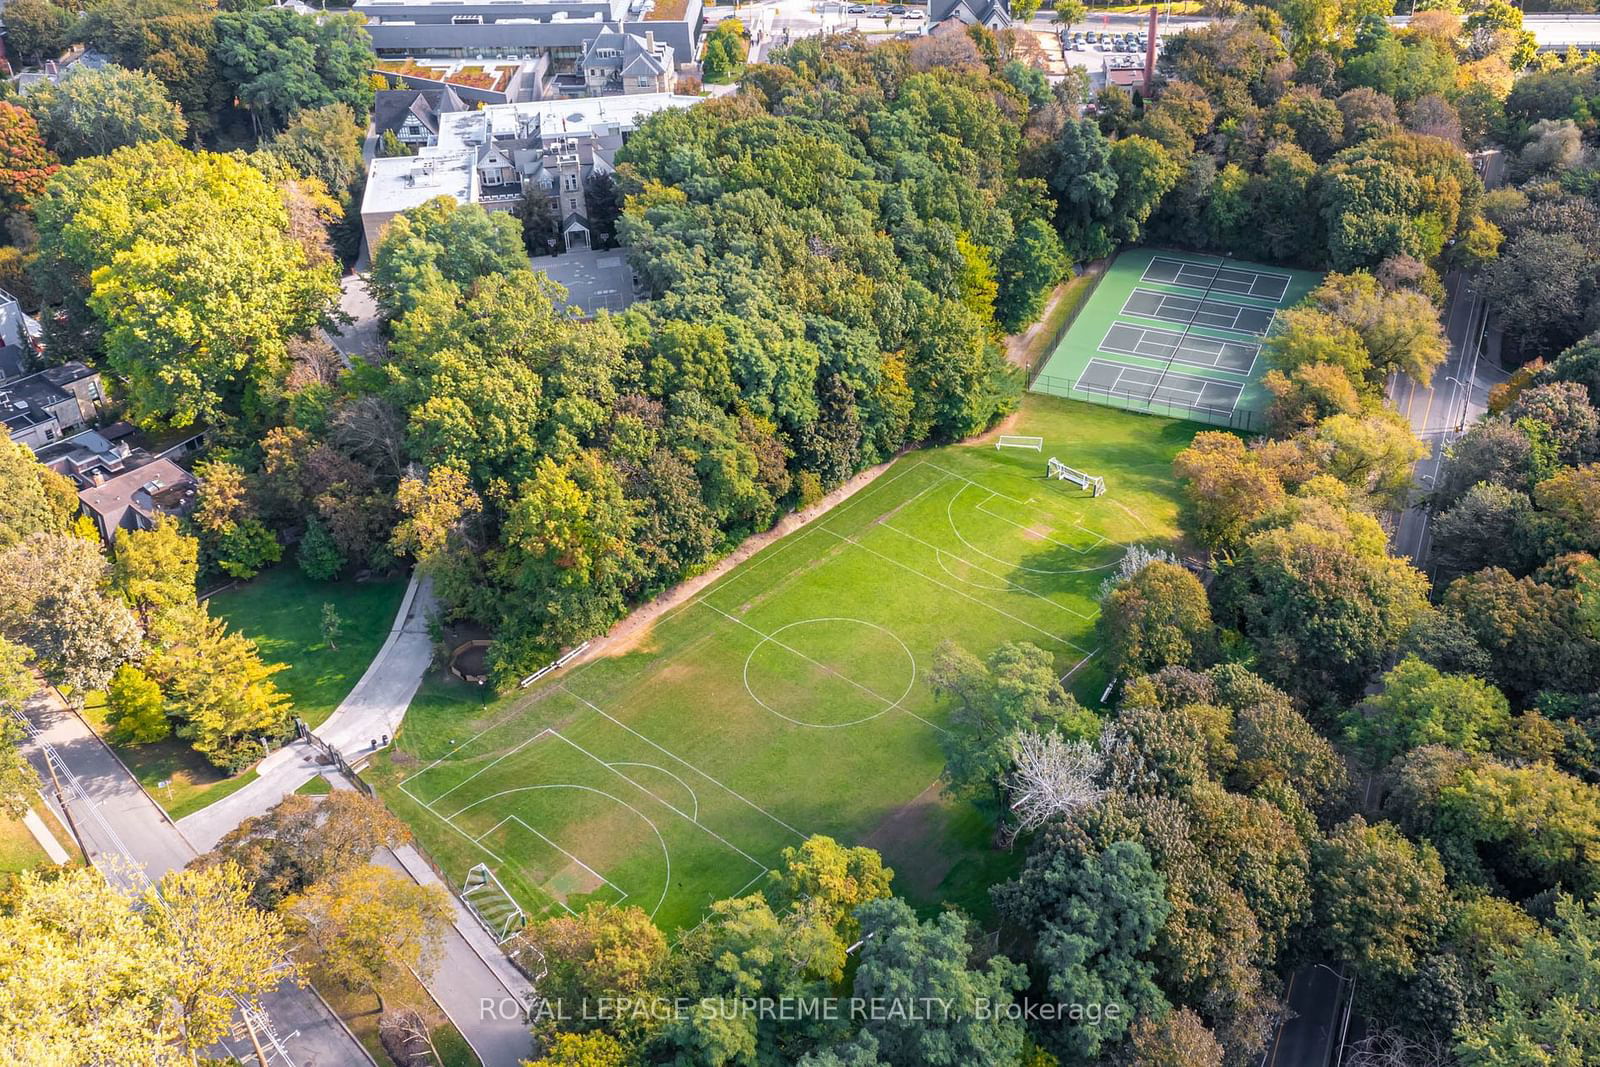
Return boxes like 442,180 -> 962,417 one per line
18,691 -> 374,1067
1260,964 -> 1354,1067
1389,273 -> 1503,569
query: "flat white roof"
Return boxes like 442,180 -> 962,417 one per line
363,149 -> 477,216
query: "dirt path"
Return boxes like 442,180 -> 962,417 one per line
568,451 -> 910,665
1003,258 -> 1110,372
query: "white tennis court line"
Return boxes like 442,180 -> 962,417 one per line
1099,322 -> 1260,376
1122,287 -> 1276,336
559,686 -> 811,842
1082,359 -> 1246,419
1142,256 -> 1293,302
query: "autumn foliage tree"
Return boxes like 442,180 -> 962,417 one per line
0,102 -> 57,216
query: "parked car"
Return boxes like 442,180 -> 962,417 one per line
847,4 -> 865,11
889,4 -> 906,12
904,8 -> 923,18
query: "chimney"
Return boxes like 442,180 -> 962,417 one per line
646,30 -> 655,50
1144,6 -> 1157,96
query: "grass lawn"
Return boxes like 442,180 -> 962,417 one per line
0,812 -> 50,873
81,693 -> 263,819
296,775 -> 334,796
1009,271 -> 1103,376
368,394 -> 1198,931
315,966 -> 480,1067
209,567 -> 409,728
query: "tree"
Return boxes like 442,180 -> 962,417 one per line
533,1032 -> 632,1066
929,640 -> 1097,811
1456,894 -> 1600,1066
200,791 -> 411,909
1219,512 -> 1431,702
1108,136 -> 1181,248
518,903 -> 666,1035
852,897 -> 1028,1067
995,832 -> 1169,1061
1171,432 -> 1287,552
1301,412 -> 1427,509
1,0 -> 72,66
765,835 -> 894,942
104,664 -> 170,745
1099,559 -> 1214,677
146,862 -> 293,1055
1125,1008 -> 1224,1067
1311,817 -> 1447,980
0,862 -> 288,1061
1433,483 -> 1532,580
0,636 -> 40,818
214,8 -> 376,134
1437,418 -> 1536,506
286,863 -> 453,1013
1045,118 -> 1119,263
1004,730 -> 1104,832
319,603 -> 342,650
378,128 -> 412,158
0,102 -> 57,215
23,65 -> 187,164
390,465 -> 481,568
995,218 -> 1067,332
370,196 -> 529,321
112,515 -> 198,626
32,141 -> 340,428
1481,231 -> 1600,366
145,602 -> 293,770
1052,0 -> 1086,34
0,533 -> 143,695
0,437 -> 75,547
264,102 -> 365,199
296,517 -> 344,581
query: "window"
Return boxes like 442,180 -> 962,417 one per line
451,13 -> 483,23
569,198 -> 578,211
637,77 -> 650,87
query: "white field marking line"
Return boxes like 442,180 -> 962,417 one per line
1059,648 -> 1099,684
447,783 -> 674,918
417,727 -> 554,812
473,814 -> 630,902
879,521 -> 1097,621
813,525 -> 1090,655
607,761 -> 700,821
915,459 -> 1032,507
972,495 -> 1100,556
506,816 -> 630,901
932,547 -> 1014,591
559,686 -> 810,842
732,614 -> 953,739
815,467 -> 957,539
398,780 -> 512,867
704,602 -> 900,707
947,484 -> 1122,580
548,729 -> 768,871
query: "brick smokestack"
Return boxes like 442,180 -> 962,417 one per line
1144,6 -> 1157,95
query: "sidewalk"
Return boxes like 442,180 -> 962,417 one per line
17,690 -> 374,1066
178,574 -> 436,852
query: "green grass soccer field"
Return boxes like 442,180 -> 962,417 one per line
369,397 -> 1202,931
1033,247 -> 1325,430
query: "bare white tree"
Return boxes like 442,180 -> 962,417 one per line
1004,730 -> 1105,832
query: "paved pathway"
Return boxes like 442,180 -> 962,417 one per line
178,575 -> 435,853
17,691 -> 373,1066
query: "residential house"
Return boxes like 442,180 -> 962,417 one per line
580,28 -> 675,95
360,92 -> 698,255
930,0 -> 1011,31
372,86 -> 467,147
1,362 -> 104,450
77,456 -> 198,543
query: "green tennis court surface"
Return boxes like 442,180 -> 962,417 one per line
1033,248 -> 1324,430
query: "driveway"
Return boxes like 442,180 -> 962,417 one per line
531,249 -> 641,315
325,273 -> 383,366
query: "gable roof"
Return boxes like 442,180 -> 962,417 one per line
930,0 -> 1010,28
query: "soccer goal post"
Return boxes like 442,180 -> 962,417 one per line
1046,457 -> 1107,497
997,435 -> 1043,452
462,863 -> 527,943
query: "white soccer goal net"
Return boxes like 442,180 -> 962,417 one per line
1047,457 -> 1106,497
462,863 -> 526,943
997,435 -> 1043,452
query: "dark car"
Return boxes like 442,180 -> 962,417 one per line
889,4 -> 907,12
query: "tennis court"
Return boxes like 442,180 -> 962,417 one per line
1031,248 -> 1325,429
1142,256 -> 1292,302
1079,358 -> 1243,416
1122,288 -> 1277,336
1099,323 -> 1259,374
